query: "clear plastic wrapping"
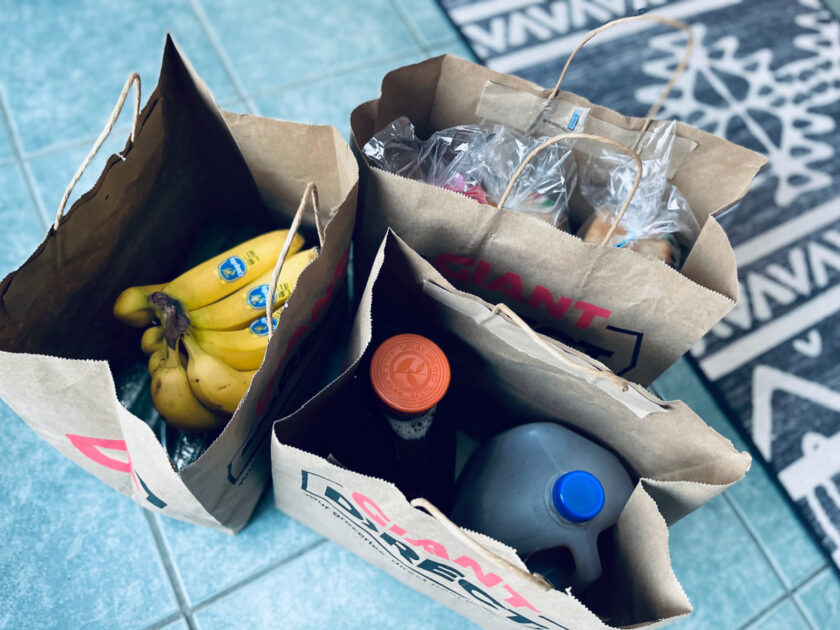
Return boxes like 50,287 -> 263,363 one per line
364,115 -> 700,267
479,125 -> 576,230
576,121 -> 700,268
363,117 -> 487,202
417,124 -> 489,203
363,116 -> 576,228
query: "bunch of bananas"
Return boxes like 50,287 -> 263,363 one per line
113,229 -> 317,432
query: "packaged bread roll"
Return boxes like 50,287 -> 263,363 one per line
580,211 -> 679,267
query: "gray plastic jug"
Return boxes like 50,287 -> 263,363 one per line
450,422 -> 634,591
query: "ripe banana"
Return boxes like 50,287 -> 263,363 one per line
190,314 -> 278,371
113,283 -> 167,327
150,341 -> 227,432
148,347 -> 166,373
141,326 -> 164,356
163,230 -> 305,310
189,247 -> 318,331
182,334 -> 257,414
148,344 -> 186,372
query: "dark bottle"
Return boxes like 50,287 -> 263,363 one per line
369,334 -> 453,508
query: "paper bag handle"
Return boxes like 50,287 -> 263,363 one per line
491,303 -> 629,392
266,181 -> 326,338
548,15 -> 694,136
55,72 -> 142,231
410,498 -> 554,591
498,132 -> 642,247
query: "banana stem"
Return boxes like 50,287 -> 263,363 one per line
164,338 -> 182,369
150,291 -> 191,349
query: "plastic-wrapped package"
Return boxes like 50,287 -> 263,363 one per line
480,125 -> 576,230
363,116 -> 487,202
576,121 -> 700,268
417,124 -> 489,203
360,116 -> 423,180
362,116 -> 576,229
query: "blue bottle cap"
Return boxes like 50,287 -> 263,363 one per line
552,471 -> 605,523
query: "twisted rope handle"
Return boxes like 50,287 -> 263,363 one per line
266,182 -> 326,338
549,14 -> 694,137
55,72 -> 141,231
498,132 -> 642,246
410,498 -> 553,590
491,303 -> 629,392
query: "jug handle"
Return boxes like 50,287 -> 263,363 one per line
411,498 -> 554,590
570,542 -> 603,589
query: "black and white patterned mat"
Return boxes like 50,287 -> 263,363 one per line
437,0 -> 840,568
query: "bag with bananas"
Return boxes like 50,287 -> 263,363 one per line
115,222 -> 315,431
0,38 -> 358,533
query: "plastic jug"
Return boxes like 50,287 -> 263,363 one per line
450,422 -> 633,591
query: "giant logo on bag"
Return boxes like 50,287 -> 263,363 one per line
434,253 -> 644,375
66,434 -> 166,509
300,469 -> 569,630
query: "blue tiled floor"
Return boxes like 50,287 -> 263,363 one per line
0,405 -> 179,630
1,1 -> 839,628
155,490 -> 322,605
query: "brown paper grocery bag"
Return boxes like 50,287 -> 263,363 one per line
350,17 -> 767,386
0,37 -> 358,533
270,230 -> 751,628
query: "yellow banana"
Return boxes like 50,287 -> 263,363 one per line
141,326 -> 164,356
190,314 -> 278,371
148,347 -> 166,373
150,341 -> 228,432
163,230 -> 305,310
189,247 -> 318,331
182,334 -> 257,414
113,283 -> 167,327
148,344 -> 186,372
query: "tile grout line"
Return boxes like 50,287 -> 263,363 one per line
140,611 -> 186,630
189,538 -> 328,614
788,564 -> 833,630
143,511 -> 199,630
791,594 -> 819,630
386,0 -> 432,55
735,564 -> 828,630
735,592 -> 798,630
242,48 -> 425,103
21,125 -> 131,162
0,89 -> 50,232
650,377 -> 827,630
187,0 -> 253,112
722,492 -> 798,591
655,369 -> 828,628
724,495 -> 821,629
649,381 -> 815,629
793,563 -> 833,592
18,90 -> 246,162
790,564 -> 834,615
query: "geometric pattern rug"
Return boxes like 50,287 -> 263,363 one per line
437,0 -> 840,569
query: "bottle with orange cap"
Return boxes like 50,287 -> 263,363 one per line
368,333 -> 454,507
